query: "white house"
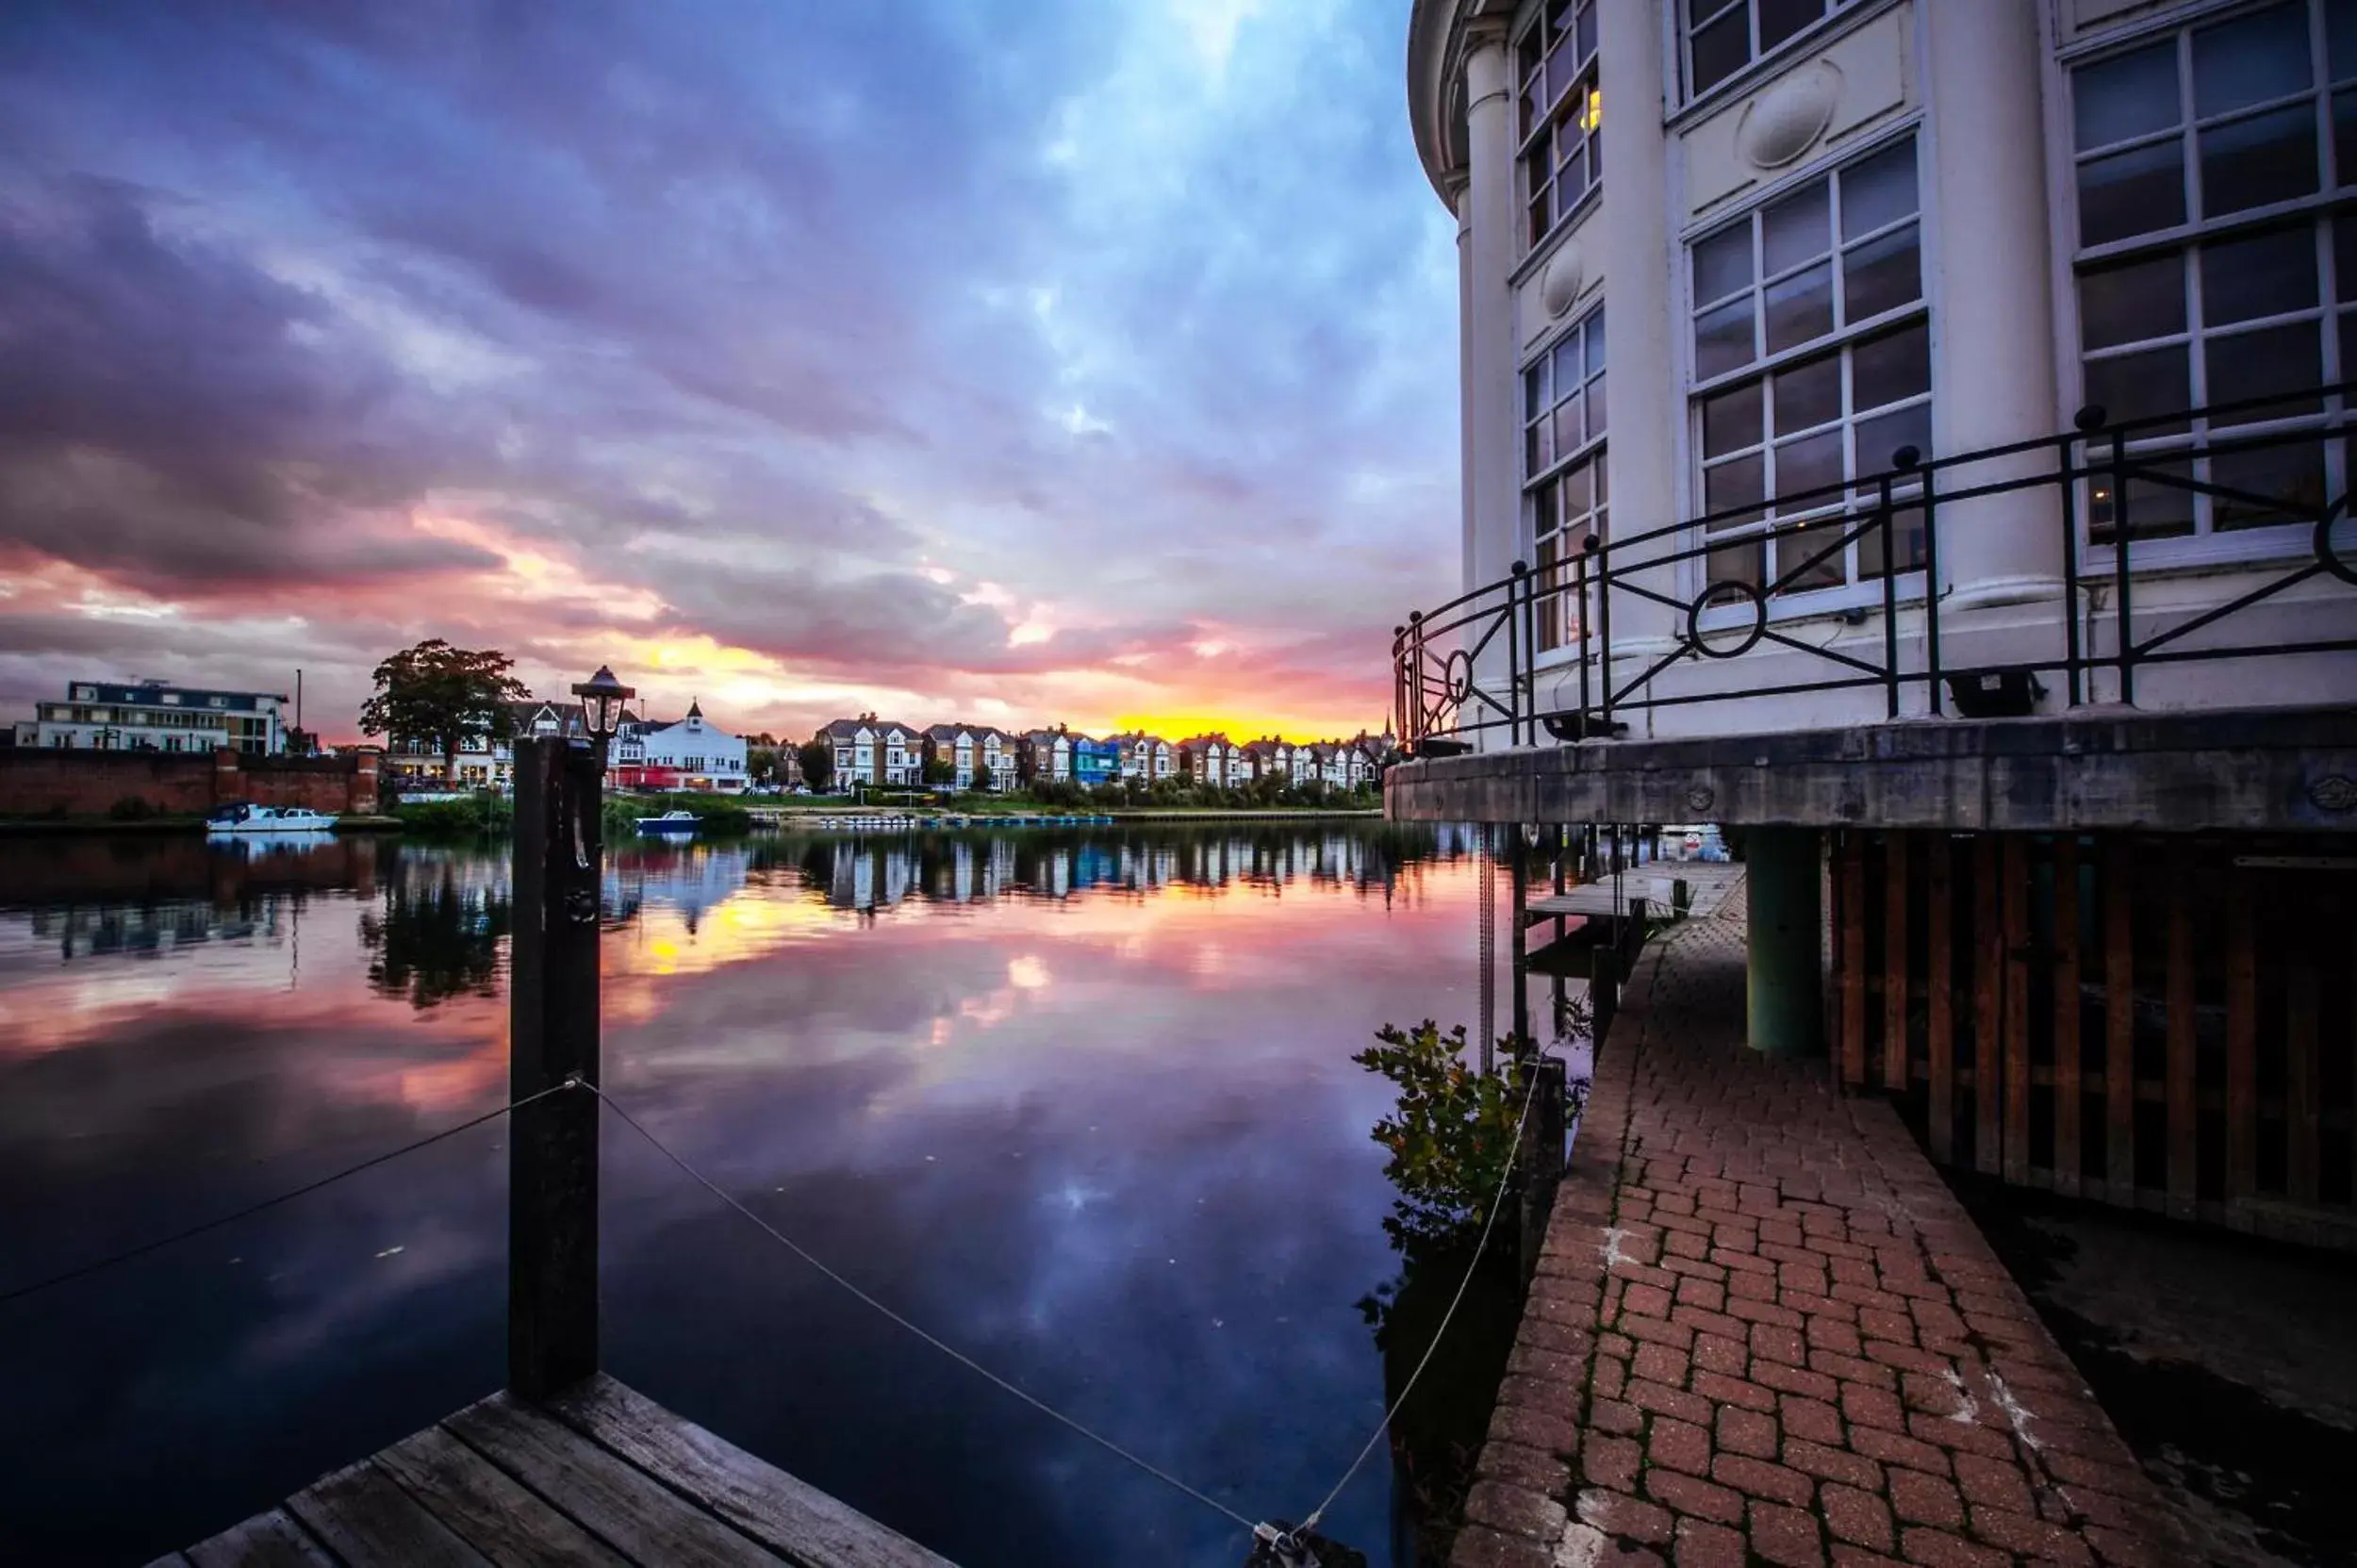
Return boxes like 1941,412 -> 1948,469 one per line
632,701 -> 748,792
1178,734 -> 1231,783
1019,728 -> 1073,784
16,678 -> 291,756
819,714 -> 922,787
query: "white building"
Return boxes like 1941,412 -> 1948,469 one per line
1019,728 -> 1074,784
819,715 -> 922,787
632,701 -> 748,792
1407,0 -> 2355,746
14,679 -> 290,755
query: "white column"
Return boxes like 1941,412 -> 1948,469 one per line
1453,175 -> 1477,598
1923,0 -> 2064,608
1597,0 -> 1681,654
1464,24 -> 1520,598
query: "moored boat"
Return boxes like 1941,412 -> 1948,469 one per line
206,803 -> 339,834
635,809 -> 700,836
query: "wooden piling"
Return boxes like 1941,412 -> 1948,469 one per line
1884,833 -> 1910,1095
2052,835 -> 2082,1196
2166,852 -> 2196,1220
2226,871 -> 2256,1207
2002,836 -> 2030,1185
2104,839 -> 2135,1204
1841,833 -> 1868,1090
2288,954 -> 2320,1206
1927,835 -> 1954,1164
1974,836 -> 2003,1176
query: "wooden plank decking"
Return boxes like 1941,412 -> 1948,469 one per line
154,1376 -> 950,1568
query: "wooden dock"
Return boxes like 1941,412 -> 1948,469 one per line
158,1376 -> 948,1568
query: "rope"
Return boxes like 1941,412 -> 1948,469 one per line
584,1082 -> 1262,1537
1294,1044 -> 1546,1537
0,1080 -> 581,1308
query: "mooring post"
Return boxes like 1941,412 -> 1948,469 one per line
509,735 -> 604,1399
1509,827 -> 1530,1047
1515,1052 -> 1569,1282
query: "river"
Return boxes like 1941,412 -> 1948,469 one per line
0,821 -> 1534,1566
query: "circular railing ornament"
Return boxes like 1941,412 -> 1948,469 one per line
1687,579 -> 1769,659
2315,503 -> 2357,586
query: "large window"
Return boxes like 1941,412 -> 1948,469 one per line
2069,0 -> 2354,545
1525,308 -> 1607,652
1686,0 -> 1854,98
1518,0 -> 1602,250
1689,135 -> 1927,595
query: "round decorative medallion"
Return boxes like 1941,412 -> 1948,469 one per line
1541,240 -> 1586,319
1686,784 -> 1716,814
1737,60 -> 1843,170
2310,774 -> 2357,812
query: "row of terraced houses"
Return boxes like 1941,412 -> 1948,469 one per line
814,715 -> 1394,793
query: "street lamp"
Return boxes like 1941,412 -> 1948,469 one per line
571,665 -> 635,769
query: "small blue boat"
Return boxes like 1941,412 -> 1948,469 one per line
635,809 -> 700,837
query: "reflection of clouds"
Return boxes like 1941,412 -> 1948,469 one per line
1006,953 -> 1049,990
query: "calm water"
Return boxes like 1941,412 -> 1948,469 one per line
0,822 -> 1513,1566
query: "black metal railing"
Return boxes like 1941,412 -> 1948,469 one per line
1393,386 -> 2357,753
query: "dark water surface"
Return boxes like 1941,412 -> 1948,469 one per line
0,823 -> 1497,1566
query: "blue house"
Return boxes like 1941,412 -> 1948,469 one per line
1070,736 -> 1119,787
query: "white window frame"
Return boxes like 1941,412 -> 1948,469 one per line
1680,127 -> 1932,619
2056,0 -> 2355,571
1682,0 -> 1859,105
1523,305 -> 1609,660
1517,0 -> 1605,256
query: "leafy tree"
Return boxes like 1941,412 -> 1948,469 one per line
748,746 -> 781,785
796,738 -> 834,790
923,756 -> 957,785
358,639 -> 531,777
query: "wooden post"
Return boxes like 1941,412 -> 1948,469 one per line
1516,1055 -> 1569,1283
2166,851 -> 2197,1220
2225,870 -> 2256,1208
1884,833 -> 1910,1095
2288,953 -> 2320,1206
2104,839 -> 2136,1204
1840,834 -> 1868,1089
509,736 -> 603,1400
2002,836 -> 2031,1185
1509,829 -> 1530,1047
1974,836 -> 2003,1175
1927,836 -> 1953,1164
2052,836 -> 2083,1197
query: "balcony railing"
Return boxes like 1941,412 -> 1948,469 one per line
1393,386 -> 2357,754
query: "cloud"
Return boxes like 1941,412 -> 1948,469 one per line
0,0 -> 1459,741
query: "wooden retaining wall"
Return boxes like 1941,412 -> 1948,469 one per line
1829,829 -> 2357,1248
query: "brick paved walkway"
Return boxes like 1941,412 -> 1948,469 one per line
1454,893 -> 2185,1568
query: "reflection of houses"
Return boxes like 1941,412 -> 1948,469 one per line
602,844 -> 750,927
13,678 -> 291,755
612,701 -> 748,793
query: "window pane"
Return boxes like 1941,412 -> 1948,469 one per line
1555,393 -> 1586,454
1773,516 -> 1847,591
2340,210 -> 2357,284
1773,352 -> 1843,433
1855,401 -> 1932,474
1705,453 -> 1766,516
1763,182 -> 1833,273
1758,0 -> 1826,53
1555,337 -> 1584,391
1529,419 -> 1555,474
1585,313 -> 1607,375
1839,139 -> 1919,239
1853,321 -> 1932,409
1707,536 -> 1765,589
2078,140 -> 2187,245
2210,443 -> 2329,528
1577,1 -> 1598,61
1525,360 -> 1552,420
2336,88 -> 2357,185
2200,105 -> 2320,216
1842,222 -> 1921,322
2201,224 -> 2319,324
1530,478 -> 1559,540
2089,458 -> 2197,541
2081,253 -> 2187,349
2206,320 -> 2322,418
2074,42 -> 2182,151
2335,0 -> 2357,80
1692,6 -> 1751,94
1859,504 -> 1927,577
1772,428 -> 1845,502
1694,223 -> 1755,303
1765,260 -> 1835,353
1560,458 -> 1593,515
1695,296 -> 1758,378
1702,379 -> 1764,455
2085,343 -> 2193,425
2192,3 -> 2311,120
1588,371 -> 1608,437
1547,33 -> 1584,105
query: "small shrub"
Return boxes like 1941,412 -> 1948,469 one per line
107,796 -> 157,821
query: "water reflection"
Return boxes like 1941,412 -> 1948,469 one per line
0,822 -> 1500,1567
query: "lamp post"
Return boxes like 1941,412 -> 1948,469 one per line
571,665 -> 635,780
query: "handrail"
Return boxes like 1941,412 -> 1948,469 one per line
1393,386 -> 2357,752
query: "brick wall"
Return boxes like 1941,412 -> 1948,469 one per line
0,748 -> 380,817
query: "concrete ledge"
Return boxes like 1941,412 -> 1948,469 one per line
1385,703 -> 2357,832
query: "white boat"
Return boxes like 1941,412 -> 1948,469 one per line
635,809 -> 700,836
206,803 -> 338,834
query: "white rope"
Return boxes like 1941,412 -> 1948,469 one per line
1295,1047 -> 1547,1536
585,1082 -> 1262,1537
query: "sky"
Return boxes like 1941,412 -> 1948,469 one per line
0,1 -> 1460,746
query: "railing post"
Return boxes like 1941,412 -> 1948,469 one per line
1407,612 -> 1426,749
2108,427 -> 2134,706
509,735 -> 603,1400
1508,559 -> 1529,747
2061,409 -> 2101,708
1877,470 -> 1902,719
1903,445 -> 1937,716
1574,544 -> 1593,728
1591,535 -> 1613,731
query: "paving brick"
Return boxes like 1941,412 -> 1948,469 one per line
1712,1453 -> 1814,1508
1756,1361 -> 1841,1402
1839,1382 -> 1909,1434
1629,1377 -> 1716,1428
1692,1332 -> 1747,1378
1716,1404 -> 1779,1460
1646,1468 -> 1746,1527
1821,1485 -> 1895,1553
1779,1395 -> 1845,1447
1577,1488 -> 1676,1546
1751,1501 -> 1827,1568
1590,1398 -> 1645,1437
1692,1369 -> 1775,1416
1465,1479 -> 1571,1541
1752,1324 -> 1809,1366
1897,1527 -> 2008,1568
1887,1470 -> 1965,1530
1785,1439 -> 1885,1494
1649,1416 -> 1712,1477
1584,1433 -> 1642,1493
1951,1455 -> 2036,1517
1848,1423 -> 1951,1478
1633,1341 -> 1691,1389
1672,1517 -> 1747,1568
1448,1525 -> 1556,1568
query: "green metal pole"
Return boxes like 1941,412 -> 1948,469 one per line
1746,826 -> 1825,1057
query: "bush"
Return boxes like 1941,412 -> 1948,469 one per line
107,796 -> 157,821
395,798 -> 513,837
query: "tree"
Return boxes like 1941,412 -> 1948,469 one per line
796,738 -> 834,791
748,746 -> 781,786
923,756 -> 957,786
358,639 -> 531,777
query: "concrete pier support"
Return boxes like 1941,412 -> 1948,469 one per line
1744,828 -> 1824,1057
